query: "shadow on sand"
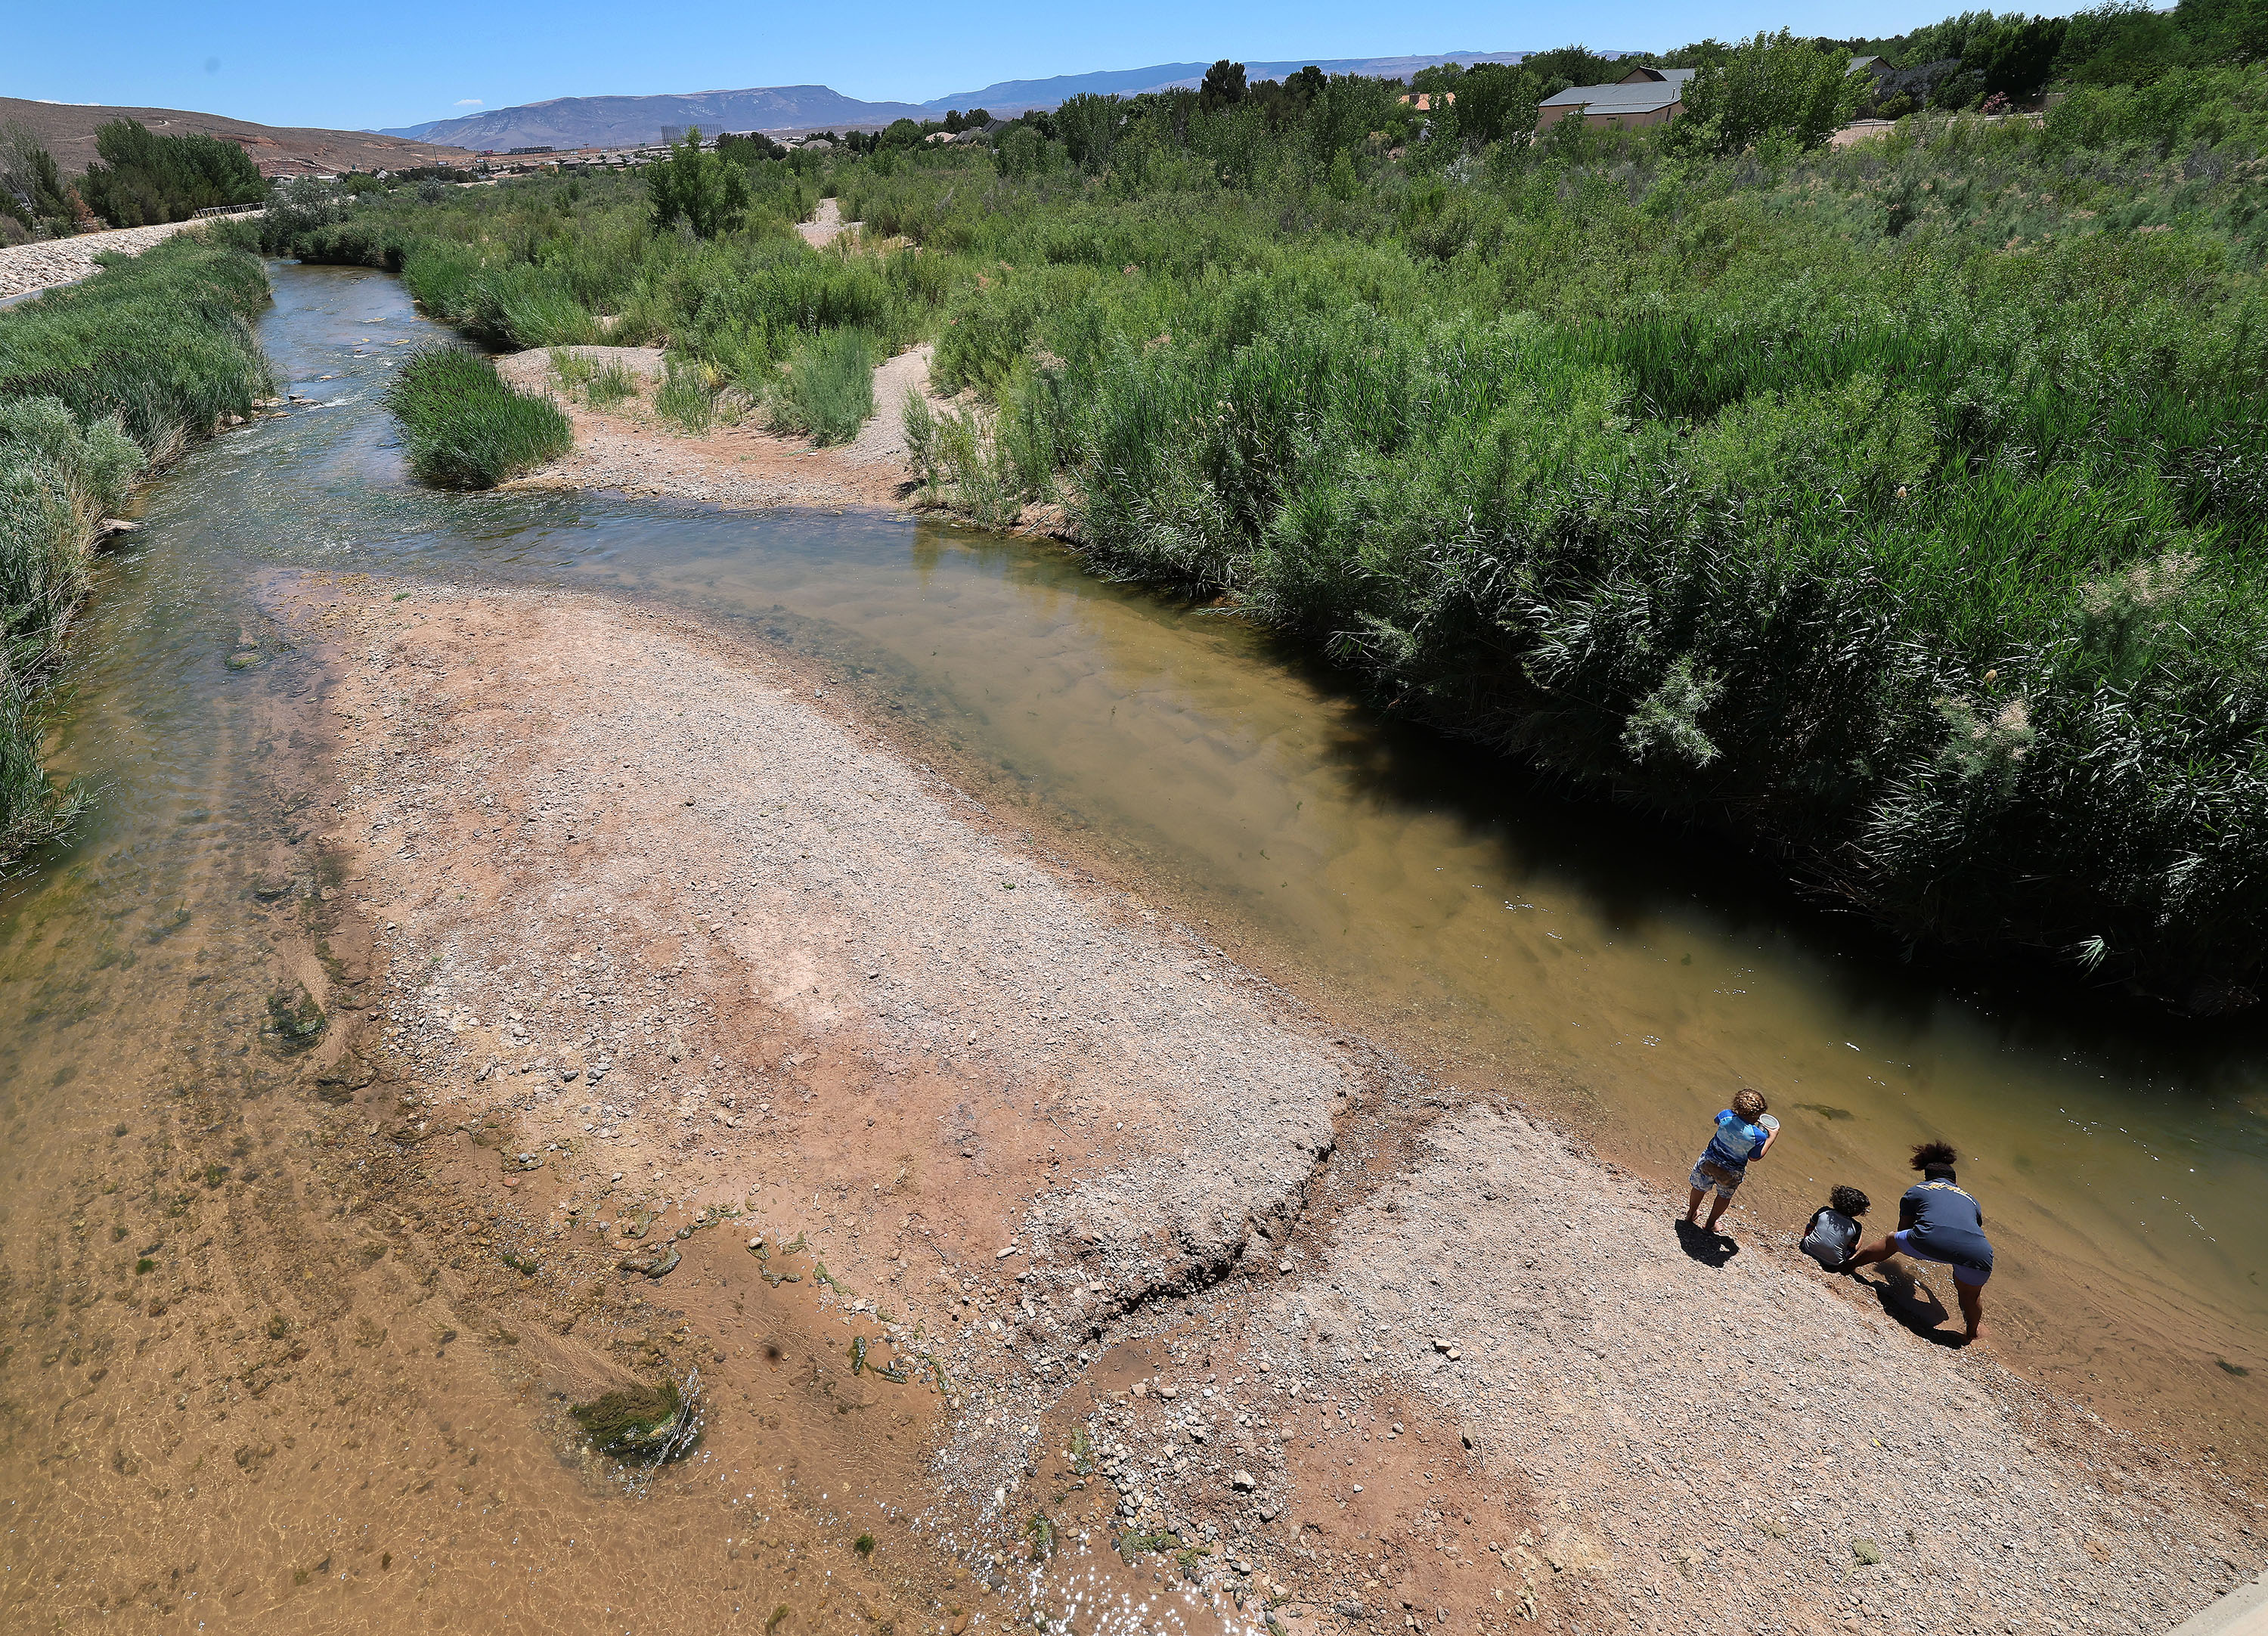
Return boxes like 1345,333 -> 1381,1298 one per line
1673,1218 -> 1740,1269
1852,1265 -> 1972,1348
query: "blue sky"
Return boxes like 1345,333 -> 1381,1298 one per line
8,0 -> 2000,129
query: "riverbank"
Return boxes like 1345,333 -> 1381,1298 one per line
0,228 -> 274,864
272,569 -> 2262,1634
0,215 -> 251,302
491,341 -> 940,510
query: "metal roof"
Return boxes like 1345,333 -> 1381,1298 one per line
1538,68 -> 1695,114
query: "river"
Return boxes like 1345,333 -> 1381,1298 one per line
1,260 -> 2260,1619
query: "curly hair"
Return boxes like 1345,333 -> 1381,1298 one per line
1732,1088 -> 1768,1120
1829,1184 -> 1870,1216
1911,1140 -> 1959,1171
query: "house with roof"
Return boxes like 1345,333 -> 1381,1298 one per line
1535,56 -> 1882,133
1534,67 -> 1696,132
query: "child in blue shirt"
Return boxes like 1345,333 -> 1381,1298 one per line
1684,1088 -> 1777,1238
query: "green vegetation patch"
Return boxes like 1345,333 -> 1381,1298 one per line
384,347 -> 572,490
569,1379 -> 687,1456
0,231 -> 273,869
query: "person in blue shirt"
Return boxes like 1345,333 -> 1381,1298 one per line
1848,1141 -> 1996,1341
1683,1088 -> 1777,1238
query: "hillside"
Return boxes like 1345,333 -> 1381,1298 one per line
379,86 -> 932,149
925,50 -> 1548,113
376,51 -> 1563,149
0,96 -> 468,177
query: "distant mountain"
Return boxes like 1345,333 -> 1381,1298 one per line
922,51 -> 1543,114
1,95 -> 469,177
378,86 -> 933,151
372,50 -> 1579,152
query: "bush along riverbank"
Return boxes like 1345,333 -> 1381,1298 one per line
271,24 -> 2268,1006
0,228 -> 274,863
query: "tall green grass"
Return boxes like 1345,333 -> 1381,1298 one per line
767,329 -> 877,445
860,85 -> 2268,1005
385,349 -> 572,489
0,231 -> 274,866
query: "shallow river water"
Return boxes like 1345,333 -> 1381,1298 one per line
2,262 -> 2263,1618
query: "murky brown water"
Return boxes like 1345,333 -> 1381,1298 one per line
2,262 -> 2261,1625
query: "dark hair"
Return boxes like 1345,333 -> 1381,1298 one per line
1830,1184 -> 1870,1216
1911,1140 -> 1958,1171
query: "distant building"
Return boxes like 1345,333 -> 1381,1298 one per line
507,145 -> 555,156
1538,57 -> 1885,133
1535,67 -> 1696,132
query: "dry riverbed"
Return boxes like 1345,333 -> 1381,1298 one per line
228,572 -> 2260,1636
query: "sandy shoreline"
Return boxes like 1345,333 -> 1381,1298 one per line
263,572 -> 2260,1634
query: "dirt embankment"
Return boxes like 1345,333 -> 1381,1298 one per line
255,573 -> 2259,1636
0,218 -> 244,302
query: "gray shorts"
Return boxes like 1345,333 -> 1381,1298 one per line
1689,1159 -> 1743,1200
1893,1229 -> 1992,1287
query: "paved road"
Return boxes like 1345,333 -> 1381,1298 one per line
0,215 -> 261,304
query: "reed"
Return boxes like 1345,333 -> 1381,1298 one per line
0,231 -> 274,866
766,328 -> 877,445
266,57 -> 2268,1002
384,347 -> 572,489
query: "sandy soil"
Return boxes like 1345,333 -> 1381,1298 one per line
258,573 -> 2261,1636
0,216 -> 250,302
799,197 -> 861,251
493,342 -> 940,510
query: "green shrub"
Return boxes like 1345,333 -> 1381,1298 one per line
384,348 -> 572,489
78,118 -> 266,228
767,329 -> 875,445
655,357 -> 719,432
586,361 -> 638,407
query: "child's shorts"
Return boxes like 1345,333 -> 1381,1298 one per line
1689,1159 -> 1743,1199
1892,1229 -> 1992,1287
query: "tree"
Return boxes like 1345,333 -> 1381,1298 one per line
1515,45 -> 1624,98
76,118 -> 264,228
1962,14 -> 2068,98
1200,60 -> 1248,112
1456,63 -> 1545,143
645,128 -> 750,239
0,122 -> 79,237
1677,30 -> 1866,154
1409,61 -> 1466,101
1057,93 -> 1123,173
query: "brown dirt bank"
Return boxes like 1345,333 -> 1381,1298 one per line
235,572 -> 2258,1634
